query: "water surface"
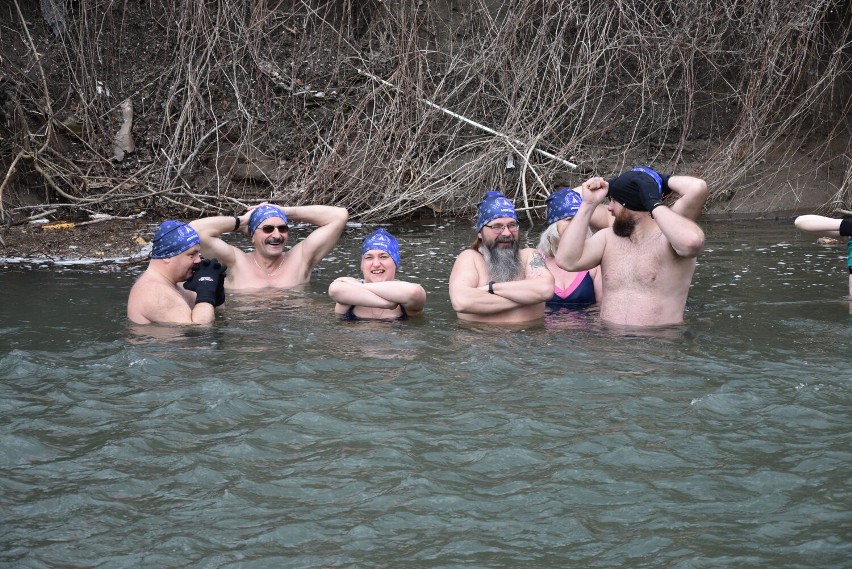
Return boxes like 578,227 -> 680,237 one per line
1,220 -> 850,568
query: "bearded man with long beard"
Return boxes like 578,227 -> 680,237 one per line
555,167 -> 708,327
449,190 -> 554,324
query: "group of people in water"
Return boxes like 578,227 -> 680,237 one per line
127,166 -> 852,328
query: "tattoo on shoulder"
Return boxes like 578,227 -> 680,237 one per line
529,250 -> 546,270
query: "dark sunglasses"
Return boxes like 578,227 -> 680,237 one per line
260,224 -> 289,234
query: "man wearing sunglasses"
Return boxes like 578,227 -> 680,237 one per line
190,203 -> 348,290
555,167 -> 707,327
449,190 -> 554,324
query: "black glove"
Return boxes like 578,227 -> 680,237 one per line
215,265 -> 226,307
660,173 -> 672,197
184,258 -> 227,307
637,174 -> 665,213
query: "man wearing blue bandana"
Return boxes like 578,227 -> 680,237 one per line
328,228 -> 426,320
449,190 -> 554,324
127,221 -> 226,325
555,168 -> 707,326
190,202 -> 348,290
794,214 -> 852,297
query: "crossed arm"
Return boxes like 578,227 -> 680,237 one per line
449,249 -> 553,315
329,277 -> 426,316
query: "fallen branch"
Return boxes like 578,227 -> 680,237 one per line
358,68 -> 579,170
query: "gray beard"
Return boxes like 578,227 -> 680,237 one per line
482,239 -> 522,282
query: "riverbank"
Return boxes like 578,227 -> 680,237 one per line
0,206 -> 816,267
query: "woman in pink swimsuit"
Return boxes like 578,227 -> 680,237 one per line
538,187 -> 611,308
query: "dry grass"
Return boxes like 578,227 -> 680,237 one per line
1,0 -> 849,223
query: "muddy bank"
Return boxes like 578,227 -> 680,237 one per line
0,204 -> 818,268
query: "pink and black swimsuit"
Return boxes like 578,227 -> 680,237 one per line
547,271 -> 596,308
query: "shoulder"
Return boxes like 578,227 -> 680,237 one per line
521,247 -> 547,268
452,248 -> 483,266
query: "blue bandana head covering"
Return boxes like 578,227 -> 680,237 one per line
248,205 -> 288,237
546,188 -> 583,225
150,221 -> 200,259
361,228 -> 400,267
476,190 -> 517,232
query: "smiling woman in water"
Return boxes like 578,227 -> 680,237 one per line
328,228 -> 426,320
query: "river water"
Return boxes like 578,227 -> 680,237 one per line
1,220 -> 850,568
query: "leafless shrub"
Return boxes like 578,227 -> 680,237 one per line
0,0 -> 849,223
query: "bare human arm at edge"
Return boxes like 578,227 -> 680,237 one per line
794,215 -> 843,235
667,175 -> 708,221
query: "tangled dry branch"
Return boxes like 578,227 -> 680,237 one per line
0,0 -> 849,224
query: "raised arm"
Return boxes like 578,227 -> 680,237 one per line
590,202 -> 614,230
667,175 -> 708,221
555,178 -> 609,271
189,212 -> 251,266
650,206 -> 705,258
282,205 -> 349,271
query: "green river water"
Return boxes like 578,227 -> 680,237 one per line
1,219 -> 850,568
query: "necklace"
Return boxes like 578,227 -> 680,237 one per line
252,254 -> 283,277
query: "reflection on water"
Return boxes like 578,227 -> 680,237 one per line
1,220 -> 850,568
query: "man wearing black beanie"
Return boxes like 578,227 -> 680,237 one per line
554,167 -> 708,326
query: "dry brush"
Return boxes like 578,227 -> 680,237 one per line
0,0 -> 849,224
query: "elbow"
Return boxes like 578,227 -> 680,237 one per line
327,279 -> 346,300
680,233 -> 705,258
554,255 -> 578,272
688,178 -> 709,201
449,292 -> 470,313
534,281 -> 554,302
411,287 -> 427,309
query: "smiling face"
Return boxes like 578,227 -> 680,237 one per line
478,216 -> 520,249
361,249 -> 397,283
251,216 -> 289,255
